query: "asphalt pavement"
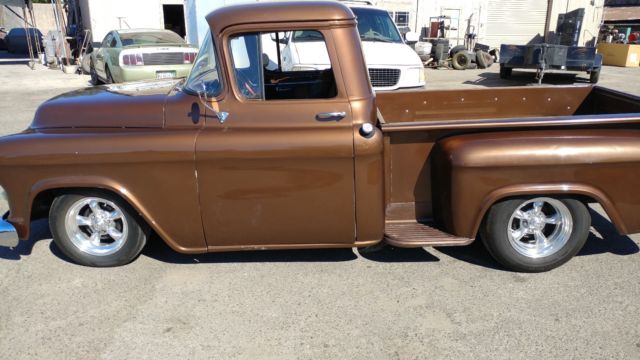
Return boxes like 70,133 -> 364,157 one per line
0,52 -> 639,359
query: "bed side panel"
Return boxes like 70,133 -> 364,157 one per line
432,129 -> 640,238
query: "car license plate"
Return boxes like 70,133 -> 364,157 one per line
156,71 -> 176,79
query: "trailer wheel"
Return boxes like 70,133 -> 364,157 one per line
452,52 -> 470,70
499,64 -> 512,79
589,69 -> 601,84
481,197 -> 590,272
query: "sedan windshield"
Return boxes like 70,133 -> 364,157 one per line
119,31 -> 185,46
351,7 -> 403,44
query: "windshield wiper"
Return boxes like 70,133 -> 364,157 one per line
361,36 -> 393,43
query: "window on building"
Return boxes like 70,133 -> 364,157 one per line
394,11 -> 410,27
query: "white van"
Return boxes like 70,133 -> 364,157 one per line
262,4 -> 425,91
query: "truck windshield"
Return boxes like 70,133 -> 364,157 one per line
351,7 -> 403,44
184,31 -> 221,97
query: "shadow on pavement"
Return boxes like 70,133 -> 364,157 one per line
462,70 -> 591,87
437,207 -> 639,271
142,236 -> 359,264
358,245 -> 439,263
578,208 -> 639,256
0,50 -> 32,66
4,207 -> 637,267
435,239 -> 503,271
0,218 -> 51,261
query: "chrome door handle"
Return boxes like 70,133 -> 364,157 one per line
316,112 -> 346,122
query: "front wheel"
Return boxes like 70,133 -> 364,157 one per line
481,197 -> 590,272
50,192 -> 148,267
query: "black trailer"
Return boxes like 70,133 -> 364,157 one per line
499,43 -> 603,84
498,8 -> 602,85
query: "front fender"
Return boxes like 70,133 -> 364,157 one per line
0,129 -> 207,253
432,129 -> 640,238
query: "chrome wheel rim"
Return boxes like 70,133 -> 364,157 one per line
507,198 -> 572,258
64,197 -> 128,256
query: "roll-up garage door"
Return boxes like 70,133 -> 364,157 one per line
484,0 -> 548,48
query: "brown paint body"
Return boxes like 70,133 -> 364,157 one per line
1,1 -> 640,253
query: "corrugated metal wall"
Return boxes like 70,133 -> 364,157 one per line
484,0 -> 549,47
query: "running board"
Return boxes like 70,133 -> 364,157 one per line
384,221 -> 474,248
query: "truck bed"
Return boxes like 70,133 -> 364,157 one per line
377,86 -> 640,127
376,86 -> 640,242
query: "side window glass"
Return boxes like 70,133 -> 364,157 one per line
102,34 -> 113,48
229,30 -> 337,101
110,36 -> 118,48
229,33 -> 263,100
185,31 -> 222,97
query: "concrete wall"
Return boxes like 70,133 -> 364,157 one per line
32,3 -> 58,35
0,0 -> 27,31
79,0 -> 185,45
185,0 -> 254,46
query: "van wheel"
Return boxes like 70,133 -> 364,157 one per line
50,192 -> 147,267
481,197 -> 590,272
452,52 -> 470,70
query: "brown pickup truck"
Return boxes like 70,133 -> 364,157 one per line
1,1 -> 639,272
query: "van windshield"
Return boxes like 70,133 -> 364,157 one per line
351,7 -> 403,44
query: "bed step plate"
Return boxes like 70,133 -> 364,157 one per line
384,221 -> 474,248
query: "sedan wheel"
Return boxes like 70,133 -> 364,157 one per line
90,61 -> 101,85
50,192 -> 147,267
481,197 -> 590,272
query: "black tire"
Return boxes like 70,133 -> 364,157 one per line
105,65 -> 115,84
499,64 -> 512,79
89,60 -> 101,85
452,52 -> 470,70
589,69 -> 601,84
481,197 -> 590,272
476,50 -> 494,69
449,45 -> 467,57
50,191 -> 148,267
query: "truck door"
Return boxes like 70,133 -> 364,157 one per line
195,29 -> 356,248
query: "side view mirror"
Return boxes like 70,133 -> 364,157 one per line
197,82 -> 229,124
405,31 -> 419,43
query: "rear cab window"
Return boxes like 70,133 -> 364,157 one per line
228,30 -> 337,101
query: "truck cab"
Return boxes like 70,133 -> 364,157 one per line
270,1 -> 425,90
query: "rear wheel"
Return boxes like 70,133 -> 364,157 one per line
50,191 -> 148,267
481,197 -> 590,272
89,60 -> 101,85
105,66 -> 115,84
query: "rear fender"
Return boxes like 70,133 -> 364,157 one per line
432,129 -> 640,238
